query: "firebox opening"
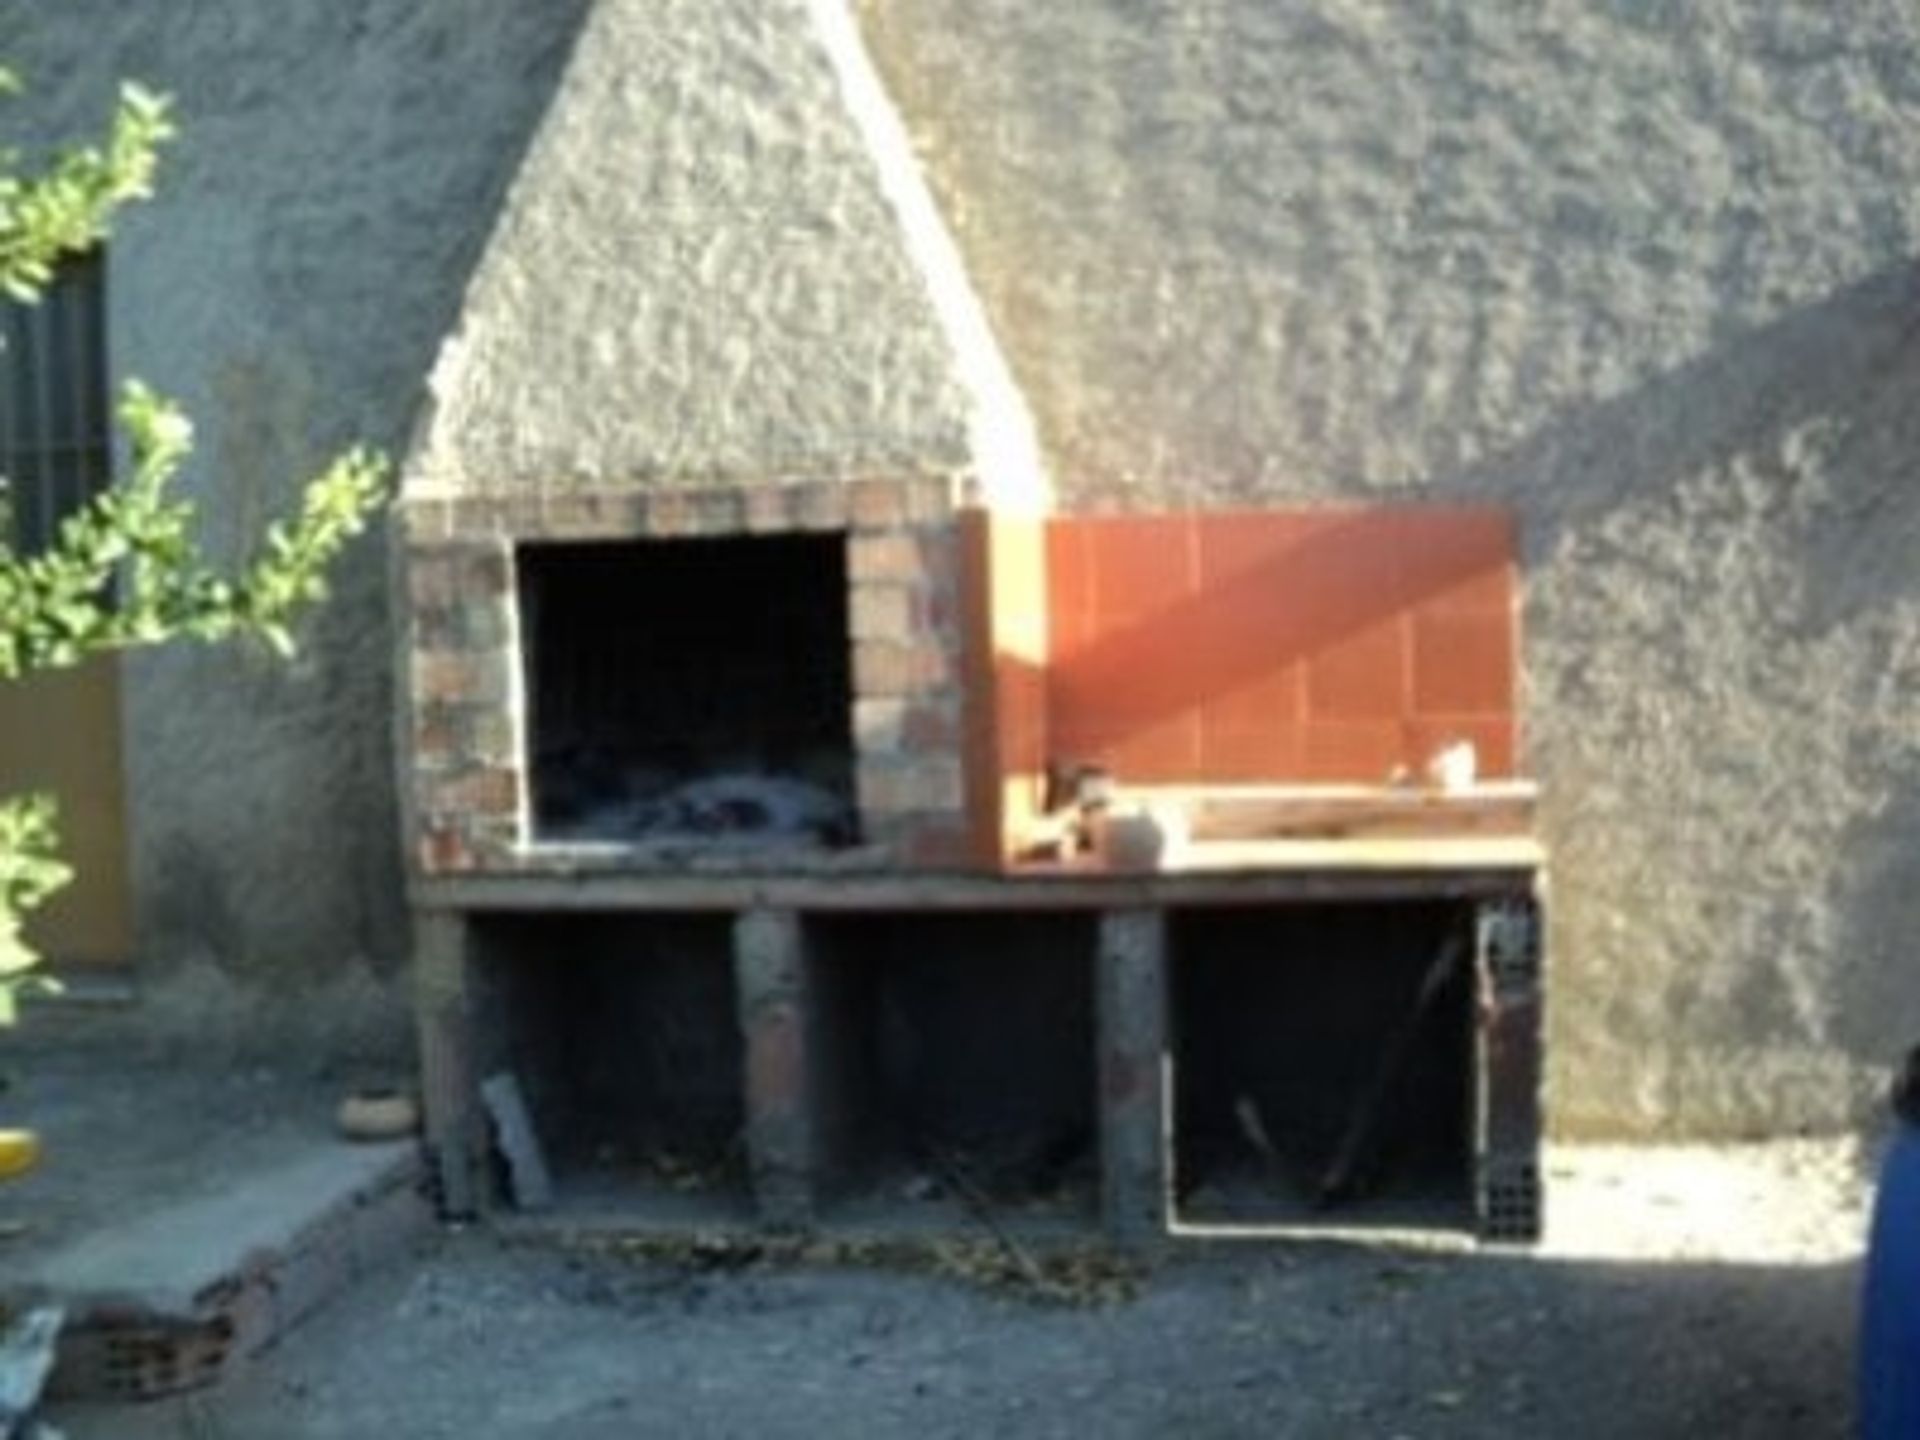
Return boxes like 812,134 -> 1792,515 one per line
1170,902 -> 1476,1232
808,913 -> 1098,1224
519,535 -> 857,849
473,913 -> 749,1214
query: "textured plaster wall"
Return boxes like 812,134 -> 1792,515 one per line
860,0 -> 1920,1135
0,1 -> 591,1033
407,0 -> 975,490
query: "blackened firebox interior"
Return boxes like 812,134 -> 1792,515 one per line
808,913 -> 1099,1220
472,913 -> 749,1208
520,535 -> 857,846
1171,902 -> 1477,1230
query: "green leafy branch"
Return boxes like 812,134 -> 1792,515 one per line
0,71 -> 173,300
0,796 -> 70,1021
0,383 -> 388,677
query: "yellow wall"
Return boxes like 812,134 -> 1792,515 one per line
0,657 -> 132,965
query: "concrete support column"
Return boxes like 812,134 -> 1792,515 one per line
734,907 -> 816,1228
413,906 -> 480,1218
1097,907 -> 1169,1246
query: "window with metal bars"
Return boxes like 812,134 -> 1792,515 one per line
0,251 -> 111,556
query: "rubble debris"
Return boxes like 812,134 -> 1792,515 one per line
540,762 -> 856,847
567,1229 -> 1147,1309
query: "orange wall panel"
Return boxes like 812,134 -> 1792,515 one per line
1044,506 -> 1520,786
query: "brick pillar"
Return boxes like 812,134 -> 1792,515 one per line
414,907 -> 480,1219
1097,907 -> 1170,1247
1474,894 -> 1545,1242
734,908 -> 816,1228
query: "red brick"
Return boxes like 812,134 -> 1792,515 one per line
850,478 -> 907,530
848,583 -> 916,642
853,697 -> 909,749
901,701 -> 961,752
413,706 -> 463,762
413,652 -> 504,705
542,493 -> 604,537
498,494 -> 542,532
901,818 -> 977,869
688,489 -> 745,534
411,604 -> 464,653
903,475 -> 955,523
857,758 -> 963,814
467,713 -> 518,765
744,487 -> 795,533
794,485 -> 848,530
848,533 -> 925,584
746,1004 -> 803,1114
418,823 -> 471,874
407,554 -> 458,609
402,499 -> 453,544
449,497 -> 504,540
915,582 -> 959,639
432,767 -> 519,815
646,490 -> 694,536
615,492 -> 654,533
852,640 -> 952,697
457,547 -> 511,597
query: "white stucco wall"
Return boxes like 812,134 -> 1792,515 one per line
859,0 -> 1920,1134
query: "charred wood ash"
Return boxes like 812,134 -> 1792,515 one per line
535,744 -> 856,847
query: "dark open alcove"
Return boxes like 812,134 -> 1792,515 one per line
1170,901 -> 1477,1231
471,913 -> 749,1214
807,913 -> 1099,1225
518,534 -> 856,848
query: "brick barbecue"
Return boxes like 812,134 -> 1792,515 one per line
397,478 -> 1546,1244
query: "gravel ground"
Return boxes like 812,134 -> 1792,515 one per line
45,1139 -> 1876,1440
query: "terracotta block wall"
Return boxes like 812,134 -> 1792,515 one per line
1044,507 -> 1519,786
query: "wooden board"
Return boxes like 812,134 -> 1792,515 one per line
1137,782 -> 1538,844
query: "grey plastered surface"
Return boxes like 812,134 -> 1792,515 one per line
1097,908 -> 1168,1245
0,0 -> 595,1033
858,0 -> 1920,1135
734,908 -> 817,1224
404,0 -> 975,490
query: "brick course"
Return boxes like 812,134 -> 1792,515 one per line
397,475 -> 978,876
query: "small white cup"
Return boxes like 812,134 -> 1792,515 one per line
1426,741 -> 1478,793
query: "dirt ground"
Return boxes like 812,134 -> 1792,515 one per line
43,1140 -> 1876,1440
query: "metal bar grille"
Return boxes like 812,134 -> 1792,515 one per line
0,251 -> 110,555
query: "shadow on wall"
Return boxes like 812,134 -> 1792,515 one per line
1419,259 -> 1920,1098
1426,260 -> 1920,596
1830,776 -> 1920,1067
